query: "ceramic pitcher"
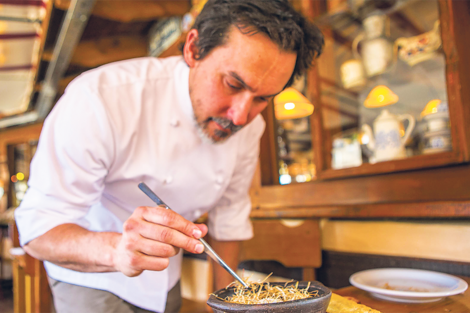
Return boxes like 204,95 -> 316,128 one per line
353,14 -> 393,77
361,109 -> 415,162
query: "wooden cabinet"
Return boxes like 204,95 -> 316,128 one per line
10,247 -> 52,313
254,0 -> 470,218
240,219 -> 322,280
314,0 -> 469,179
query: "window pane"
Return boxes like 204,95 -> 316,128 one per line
317,0 -> 448,169
274,76 -> 316,185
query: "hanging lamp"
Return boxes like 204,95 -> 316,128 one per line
274,87 -> 314,120
364,85 -> 399,108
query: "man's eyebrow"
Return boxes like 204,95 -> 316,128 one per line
229,71 -> 253,92
229,71 -> 282,98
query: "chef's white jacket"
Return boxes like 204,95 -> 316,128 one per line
15,56 -> 265,312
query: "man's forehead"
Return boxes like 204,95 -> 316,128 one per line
210,26 -> 297,93
225,56 -> 296,95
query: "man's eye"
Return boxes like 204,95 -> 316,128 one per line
227,82 -> 242,90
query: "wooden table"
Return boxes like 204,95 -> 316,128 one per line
335,276 -> 470,313
180,277 -> 470,313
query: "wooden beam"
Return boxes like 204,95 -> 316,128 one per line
319,76 -> 358,98
445,0 -> 470,161
54,0 -> 191,22
250,201 -> 470,219
40,33 -> 186,94
330,30 -> 353,50
253,160 -> 470,211
58,75 -> 79,94
35,74 -> 76,94
43,36 -> 148,68
300,0 -> 326,20
390,11 -> 425,35
0,123 -> 43,158
258,101 -> 280,186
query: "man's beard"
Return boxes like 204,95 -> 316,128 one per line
195,116 -> 244,144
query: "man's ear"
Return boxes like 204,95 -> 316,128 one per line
183,29 -> 199,68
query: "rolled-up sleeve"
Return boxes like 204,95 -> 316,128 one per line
207,115 -> 265,241
15,82 -> 115,246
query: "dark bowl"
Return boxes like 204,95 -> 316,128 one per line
207,281 -> 331,313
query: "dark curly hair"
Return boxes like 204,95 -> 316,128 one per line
187,0 -> 324,87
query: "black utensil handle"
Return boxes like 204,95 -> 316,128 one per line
138,182 -> 166,207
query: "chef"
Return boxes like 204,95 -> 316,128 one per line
15,0 -> 324,312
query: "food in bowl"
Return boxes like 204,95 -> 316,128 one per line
207,278 -> 331,313
223,280 -> 319,304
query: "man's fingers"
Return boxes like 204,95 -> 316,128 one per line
126,252 -> 171,273
138,220 -> 204,254
195,223 -> 208,238
137,206 -> 201,239
133,237 -> 180,258
131,206 -> 206,254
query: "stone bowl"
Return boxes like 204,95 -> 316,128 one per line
207,281 -> 331,313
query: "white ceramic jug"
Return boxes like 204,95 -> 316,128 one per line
361,109 -> 415,163
353,14 -> 393,77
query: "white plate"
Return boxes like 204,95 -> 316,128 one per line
350,268 -> 468,303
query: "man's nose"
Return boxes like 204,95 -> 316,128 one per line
228,94 -> 253,126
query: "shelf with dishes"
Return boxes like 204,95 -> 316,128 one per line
0,0 -> 206,128
0,0 -> 52,119
306,0 -> 467,180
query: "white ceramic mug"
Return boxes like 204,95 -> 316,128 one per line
340,59 -> 366,90
425,132 -> 451,150
426,118 -> 449,132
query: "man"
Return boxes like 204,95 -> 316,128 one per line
15,0 -> 324,312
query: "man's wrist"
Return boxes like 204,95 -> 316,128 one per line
104,232 -> 122,271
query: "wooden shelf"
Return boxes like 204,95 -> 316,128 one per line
34,74 -> 77,94
318,151 -> 464,180
54,0 -> 191,22
40,32 -> 186,93
252,160 -> 470,214
250,201 -> 470,219
43,35 -> 148,68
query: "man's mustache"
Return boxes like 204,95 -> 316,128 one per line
209,117 -> 244,134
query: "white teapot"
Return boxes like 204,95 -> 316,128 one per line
361,109 -> 415,163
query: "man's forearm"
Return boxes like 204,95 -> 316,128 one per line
24,223 -> 120,273
22,206 -> 208,277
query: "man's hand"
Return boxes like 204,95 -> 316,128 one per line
23,206 -> 207,275
113,206 -> 208,277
